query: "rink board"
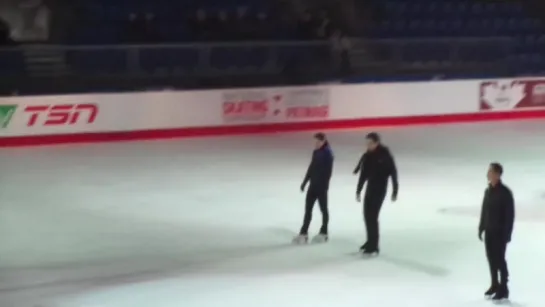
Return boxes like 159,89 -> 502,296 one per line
1,77 -> 545,146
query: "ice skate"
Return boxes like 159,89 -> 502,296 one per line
311,233 -> 328,244
292,234 -> 308,244
491,285 -> 509,302
361,246 -> 380,257
484,284 -> 498,298
359,242 -> 368,252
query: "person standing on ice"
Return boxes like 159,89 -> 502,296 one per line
479,162 -> 514,301
354,132 -> 398,256
293,132 -> 334,244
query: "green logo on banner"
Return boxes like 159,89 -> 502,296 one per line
0,105 -> 17,128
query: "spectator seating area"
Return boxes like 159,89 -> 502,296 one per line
1,0 -> 545,80
69,0 -> 292,44
366,0 -> 545,72
369,1 -> 534,38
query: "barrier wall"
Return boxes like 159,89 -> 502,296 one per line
2,78 -> 545,147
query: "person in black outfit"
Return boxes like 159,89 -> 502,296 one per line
479,162 -> 515,301
293,132 -> 334,244
354,132 -> 398,255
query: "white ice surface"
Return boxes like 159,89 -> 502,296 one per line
1,120 -> 545,307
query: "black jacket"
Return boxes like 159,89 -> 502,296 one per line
479,181 -> 515,242
355,145 -> 399,196
302,142 -> 334,190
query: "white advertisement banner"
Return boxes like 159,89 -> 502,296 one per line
1,78 -> 542,139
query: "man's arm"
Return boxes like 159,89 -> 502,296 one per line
302,162 -> 312,188
325,152 -> 333,182
478,190 -> 487,234
356,154 -> 368,195
503,188 -> 515,242
353,153 -> 365,174
386,149 -> 399,198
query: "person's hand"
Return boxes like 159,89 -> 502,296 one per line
391,194 -> 397,202
300,183 -> 306,192
478,230 -> 484,241
356,193 -> 361,202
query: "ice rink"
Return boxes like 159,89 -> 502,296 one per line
1,120 -> 545,307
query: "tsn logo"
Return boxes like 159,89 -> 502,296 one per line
24,103 -> 98,127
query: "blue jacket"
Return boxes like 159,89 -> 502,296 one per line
302,142 -> 334,190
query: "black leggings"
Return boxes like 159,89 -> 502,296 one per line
485,233 -> 509,285
363,190 -> 386,249
300,186 -> 329,235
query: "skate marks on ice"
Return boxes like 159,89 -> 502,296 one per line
345,250 -> 449,277
338,250 -> 449,278
0,227 -> 360,295
270,227 -> 449,277
439,205 -> 545,223
450,298 -> 526,307
376,254 -> 449,277
0,238 -> 309,307
440,189 -> 545,223
0,238 -> 297,294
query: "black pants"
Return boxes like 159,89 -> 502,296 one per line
485,232 -> 509,285
299,186 -> 329,235
363,189 -> 386,249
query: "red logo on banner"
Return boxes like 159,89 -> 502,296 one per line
24,104 -> 98,127
223,100 -> 268,116
286,106 -> 329,118
284,89 -> 330,119
222,91 -> 274,121
221,88 -> 329,121
480,79 -> 545,110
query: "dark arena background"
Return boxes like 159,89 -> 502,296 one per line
1,1 -> 545,307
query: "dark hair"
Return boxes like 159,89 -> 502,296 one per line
366,132 -> 380,143
490,162 -> 503,176
314,132 -> 326,141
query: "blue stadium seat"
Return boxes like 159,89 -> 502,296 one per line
0,50 -> 25,77
139,47 -> 200,73
372,0 -> 544,42
66,49 -> 128,74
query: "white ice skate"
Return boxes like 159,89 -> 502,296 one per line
292,234 -> 308,244
361,248 -> 379,258
311,233 -> 328,244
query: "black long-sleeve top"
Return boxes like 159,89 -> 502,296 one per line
479,181 -> 515,242
354,145 -> 399,196
302,142 -> 334,189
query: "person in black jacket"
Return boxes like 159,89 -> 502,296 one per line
293,132 -> 334,244
479,162 -> 515,301
354,132 -> 398,255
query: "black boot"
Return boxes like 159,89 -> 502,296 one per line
491,284 -> 509,301
359,242 -> 368,252
484,284 -> 499,297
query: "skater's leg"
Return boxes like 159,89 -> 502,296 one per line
485,233 -> 499,287
299,188 -> 318,235
372,192 -> 386,249
366,192 -> 386,250
363,195 -> 373,246
367,204 -> 379,249
488,235 -> 510,300
317,190 -> 329,234
497,239 -> 509,286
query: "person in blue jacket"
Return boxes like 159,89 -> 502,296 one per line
293,132 -> 334,244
